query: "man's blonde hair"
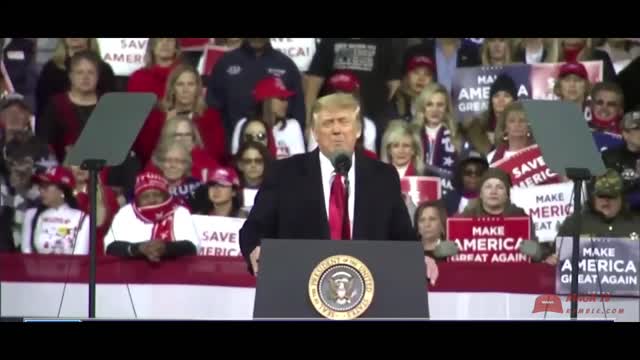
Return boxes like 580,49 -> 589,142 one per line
311,93 -> 361,127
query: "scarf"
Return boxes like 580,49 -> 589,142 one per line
590,113 -> 622,134
491,144 -> 509,164
404,161 -> 417,176
132,197 -> 179,242
421,126 -> 457,192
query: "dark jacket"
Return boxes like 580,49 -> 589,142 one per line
2,38 -> 38,111
617,56 -> 640,113
557,206 -> 640,238
590,49 -> 617,83
206,41 -> 305,145
602,144 -> 640,211
35,57 -> 115,117
239,148 -> 417,267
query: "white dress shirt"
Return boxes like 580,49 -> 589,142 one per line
319,150 -> 355,237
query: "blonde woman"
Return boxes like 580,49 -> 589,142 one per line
134,64 -> 227,166
480,38 -> 514,66
513,38 -> 560,64
146,115 -> 219,181
127,38 -> 182,101
380,119 -> 425,177
487,102 -> 535,164
412,83 -> 463,193
35,38 -> 115,117
556,38 -> 616,81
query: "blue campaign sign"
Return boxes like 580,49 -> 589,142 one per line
555,237 -> 640,297
451,64 -> 532,121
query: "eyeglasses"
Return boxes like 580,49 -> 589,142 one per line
241,157 -> 264,165
243,133 -> 267,142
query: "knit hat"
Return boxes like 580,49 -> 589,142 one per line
134,171 -> 169,198
489,73 -> 518,101
479,168 -> 512,195
593,169 -> 623,198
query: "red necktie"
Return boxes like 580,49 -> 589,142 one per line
328,173 -> 351,240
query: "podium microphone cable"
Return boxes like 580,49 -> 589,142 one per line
108,227 -> 138,319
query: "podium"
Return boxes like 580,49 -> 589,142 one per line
253,239 -> 429,320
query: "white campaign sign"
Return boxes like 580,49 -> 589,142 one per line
270,38 -> 317,72
192,215 -> 245,257
98,38 -> 148,76
511,182 -> 578,242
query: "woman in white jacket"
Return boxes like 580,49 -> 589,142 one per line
21,166 -> 89,255
104,171 -> 199,262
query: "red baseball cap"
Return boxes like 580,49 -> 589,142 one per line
134,172 -> 169,198
253,76 -> 295,102
34,166 -> 76,189
208,167 -> 240,187
406,55 -> 436,74
327,70 -> 360,93
558,62 -> 588,80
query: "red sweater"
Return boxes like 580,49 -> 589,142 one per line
134,108 -> 228,167
127,63 -> 178,102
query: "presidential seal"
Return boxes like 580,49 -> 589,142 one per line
308,255 -> 374,320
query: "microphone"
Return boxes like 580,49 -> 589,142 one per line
330,151 -> 352,175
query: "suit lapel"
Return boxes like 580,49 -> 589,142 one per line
305,149 -> 330,239
352,150 -> 369,240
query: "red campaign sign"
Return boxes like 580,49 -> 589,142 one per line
493,145 -> 560,188
446,217 -> 532,264
400,176 -> 441,205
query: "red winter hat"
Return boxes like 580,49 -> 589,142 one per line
208,167 -> 240,187
253,76 -> 295,102
327,70 -> 360,93
406,55 -> 436,74
34,166 -> 75,189
134,172 -> 169,198
558,62 -> 588,80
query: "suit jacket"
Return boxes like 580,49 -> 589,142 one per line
239,148 -> 417,264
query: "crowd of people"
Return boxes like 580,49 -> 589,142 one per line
1,37 -> 639,266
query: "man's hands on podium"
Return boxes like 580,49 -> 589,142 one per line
425,256 -> 439,286
250,246 -> 261,275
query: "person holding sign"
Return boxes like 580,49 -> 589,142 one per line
530,169 -> 640,266
459,168 -> 534,237
240,93 -> 438,284
191,167 -> 247,218
150,141 -> 201,209
463,73 -> 518,156
412,83 -> 462,194
104,172 -> 198,261
380,119 -> 425,178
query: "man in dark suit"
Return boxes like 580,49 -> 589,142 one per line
239,93 -> 439,283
